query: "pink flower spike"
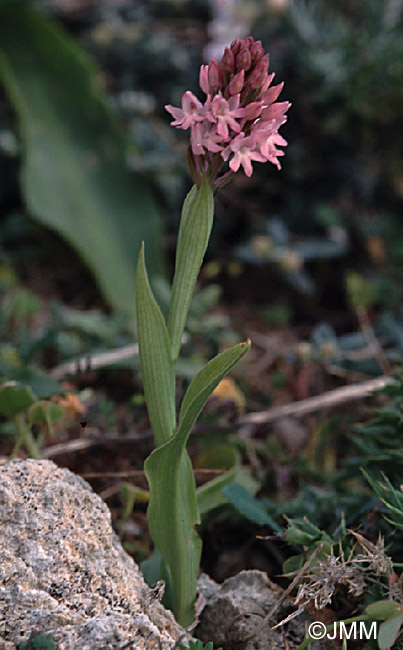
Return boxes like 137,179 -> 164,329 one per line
165,91 -> 205,130
209,94 -> 246,139
223,132 -> 266,177
166,37 -> 289,184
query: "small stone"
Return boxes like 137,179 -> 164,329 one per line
0,459 -> 185,650
196,570 -> 335,649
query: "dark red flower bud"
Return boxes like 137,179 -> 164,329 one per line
228,69 -> 245,95
221,47 -> 235,73
236,48 -> 252,72
249,54 -> 270,89
250,40 -> 264,64
208,59 -> 224,90
230,38 -> 242,56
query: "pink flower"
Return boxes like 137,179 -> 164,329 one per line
165,91 -> 205,130
260,132 -> 288,169
207,94 -> 246,139
190,122 -> 224,156
261,101 -> 291,122
223,133 -> 266,177
252,121 -> 288,170
165,37 -> 290,184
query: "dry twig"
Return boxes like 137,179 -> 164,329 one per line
237,375 -> 394,426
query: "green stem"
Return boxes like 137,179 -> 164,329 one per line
24,428 -> 42,459
11,413 -> 41,459
167,177 -> 214,362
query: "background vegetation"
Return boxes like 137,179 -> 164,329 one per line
0,1 -> 402,648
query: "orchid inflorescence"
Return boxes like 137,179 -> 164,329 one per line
166,37 -> 290,187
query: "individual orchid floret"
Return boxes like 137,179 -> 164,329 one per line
259,132 -> 288,170
223,132 -> 266,177
208,94 -> 246,139
165,91 -> 205,130
190,122 -> 224,156
165,36 -> 290,185
252,118 -> 288,169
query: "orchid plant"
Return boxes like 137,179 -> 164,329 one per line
136,37 -> 290,627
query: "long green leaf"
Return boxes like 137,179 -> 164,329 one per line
0,3 -> 163,326
136,245 -> 175,447
167,177 -> 214,361
145,447 -> 200,627
178,339 -> 251,438
144,339 -> 250,626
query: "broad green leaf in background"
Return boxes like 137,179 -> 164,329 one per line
136,245 -> 175,447
144,339 -> 250,626
0,2 -> 164,328
0,382 -> 36,417
167,178 -> 214,361
378,613 -> 403,650
366,601 -> 402,621
11,366 -> 62,398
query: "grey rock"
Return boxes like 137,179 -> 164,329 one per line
0,459 -> 185,650
196,570 -> 335,649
